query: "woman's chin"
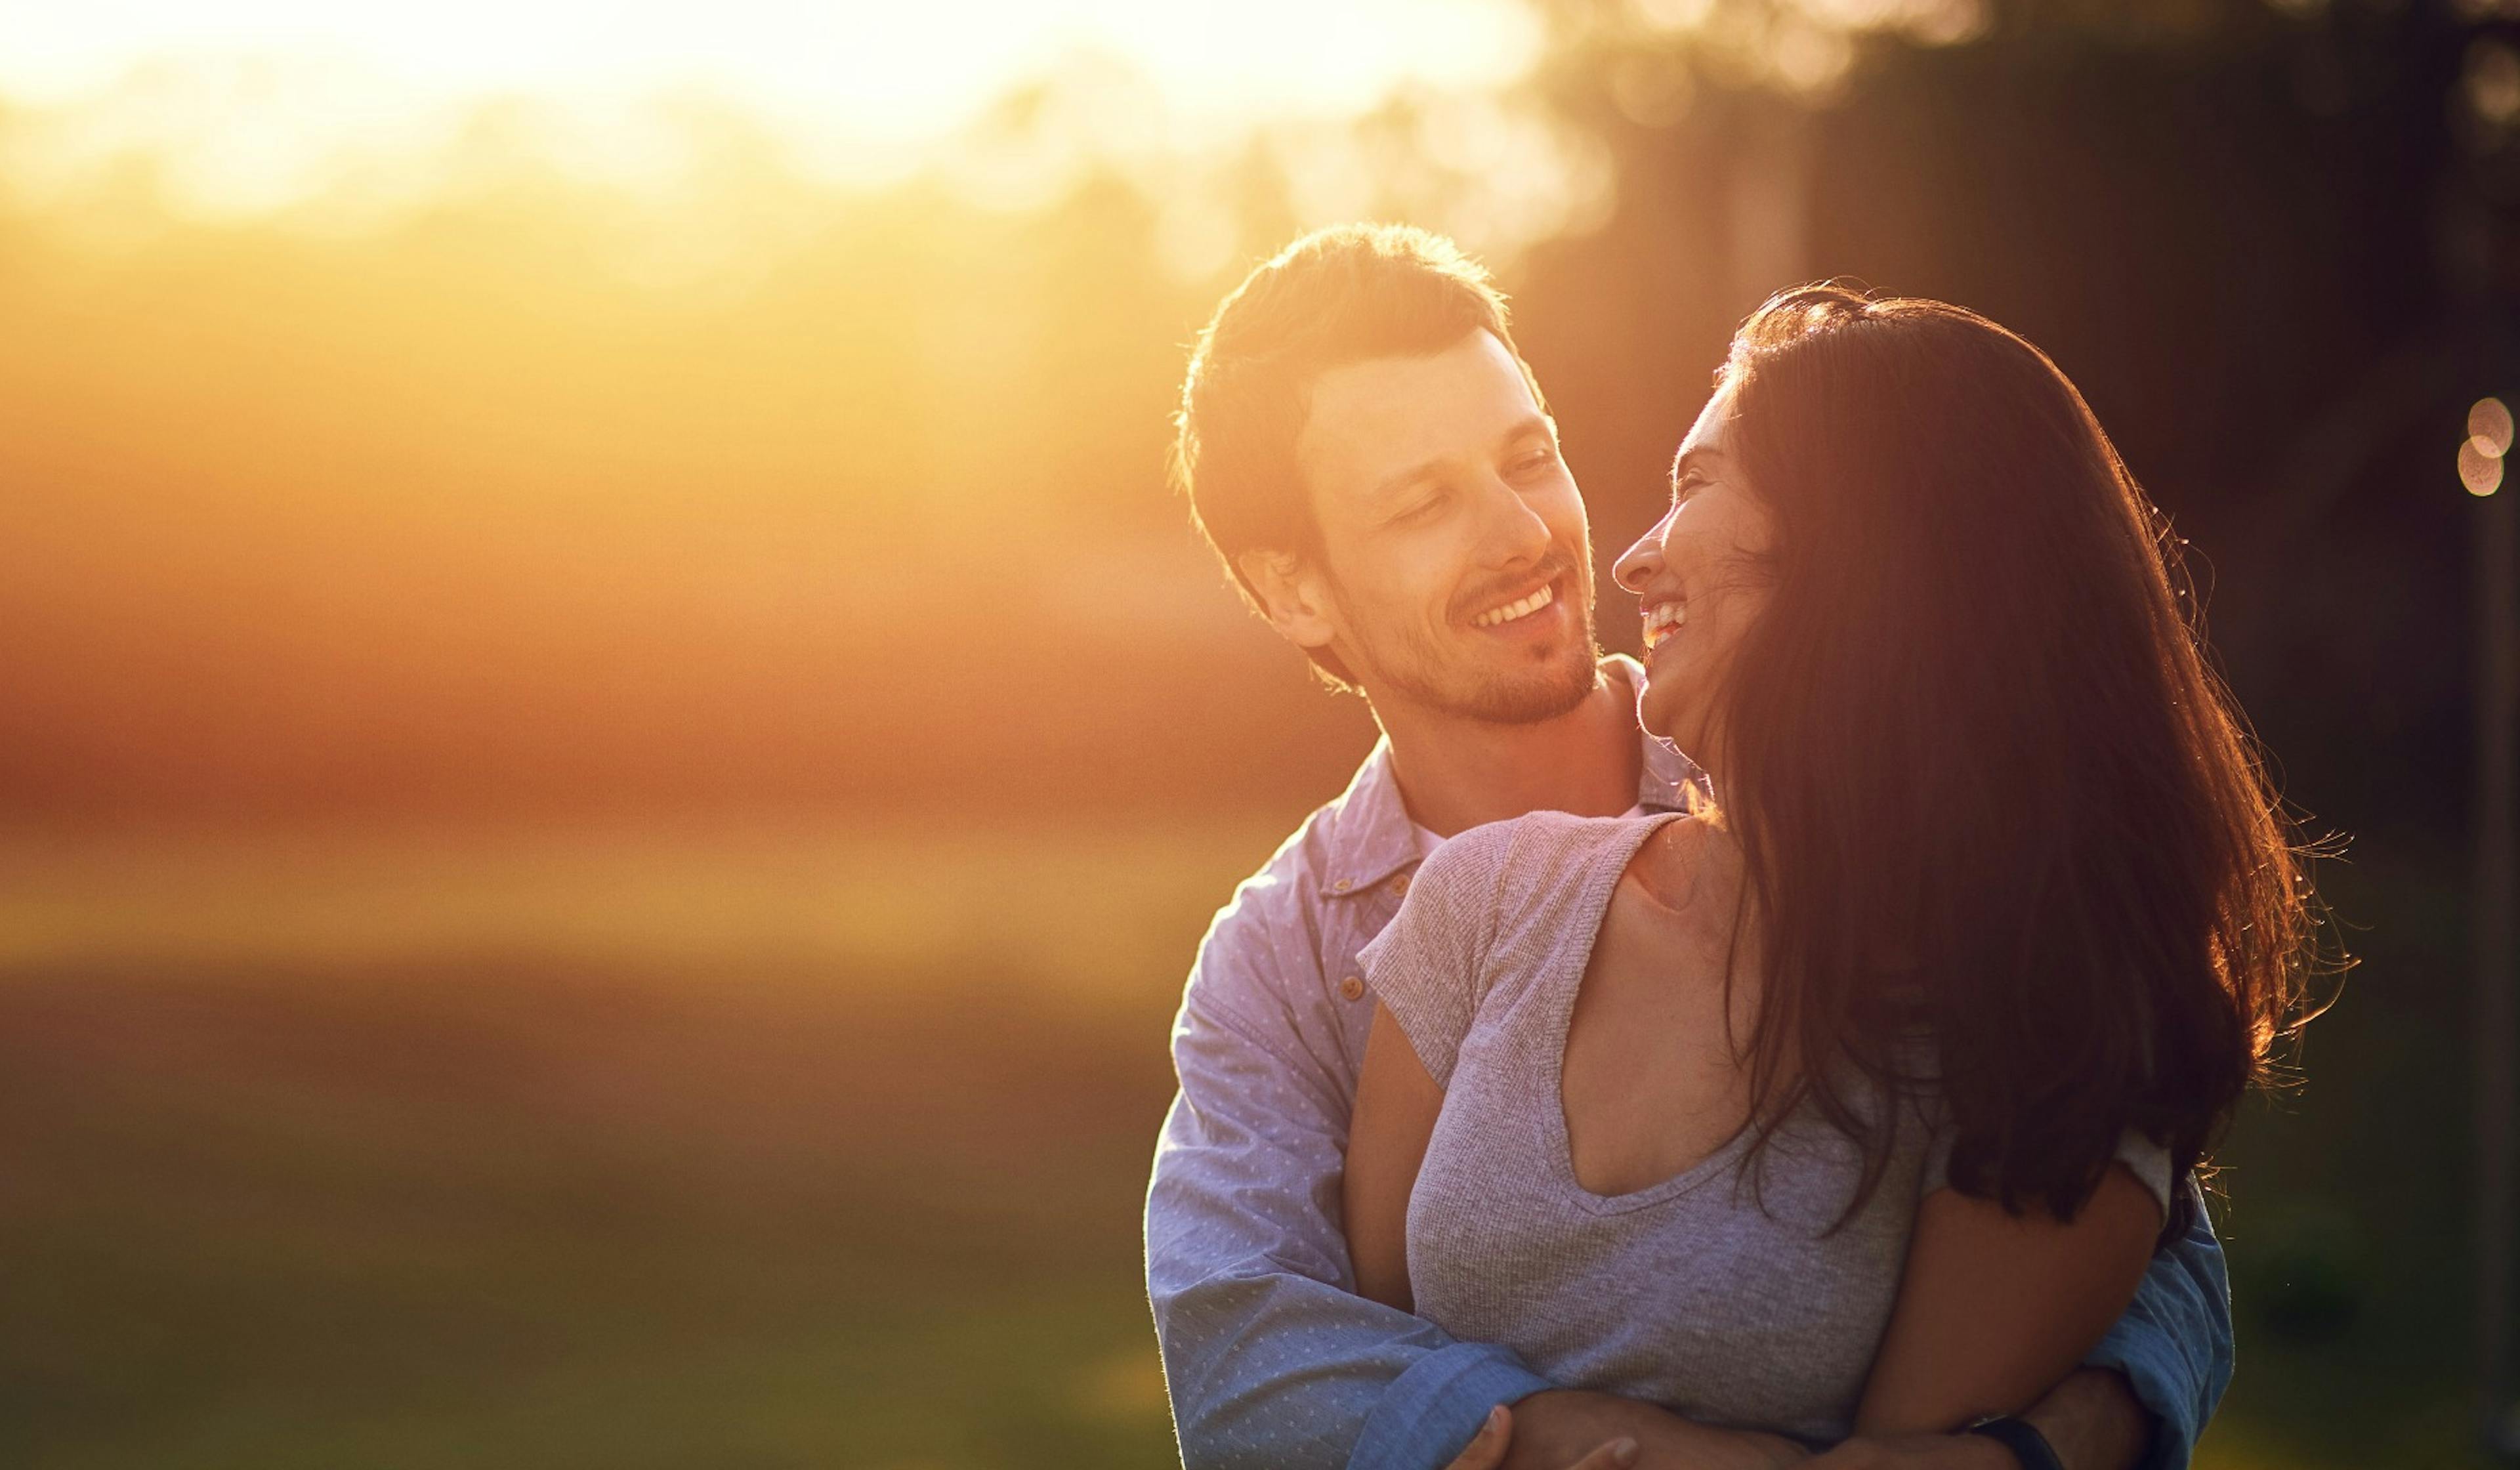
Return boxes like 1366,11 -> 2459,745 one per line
1636,696 -> 1719,786
1633,685 -> 1687,747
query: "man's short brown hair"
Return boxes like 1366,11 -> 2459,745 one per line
1170,223 -> 1536,684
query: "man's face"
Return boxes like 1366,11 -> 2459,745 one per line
1283,330 -> 1599,724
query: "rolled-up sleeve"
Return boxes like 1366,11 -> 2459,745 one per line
1147,880 -> 1550,1470
2082,1177 -> 2235,1470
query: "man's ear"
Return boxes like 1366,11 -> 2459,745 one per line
1236,547 -> 1341,655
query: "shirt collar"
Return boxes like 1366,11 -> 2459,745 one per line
1316,654 -> 1702,900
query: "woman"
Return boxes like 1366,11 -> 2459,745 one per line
1342,287 -> 2326,1461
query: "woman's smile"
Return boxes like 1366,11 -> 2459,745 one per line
1641,596 -> 1686,652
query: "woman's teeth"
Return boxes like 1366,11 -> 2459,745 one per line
1642,600 -> 1686,650
1471,583 -> 1556,629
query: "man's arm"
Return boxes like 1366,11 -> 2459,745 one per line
1146,896 -> 1553,1470
1151,873 -> 2231,1470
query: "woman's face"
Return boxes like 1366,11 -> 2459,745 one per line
1612,384 -> 1776,774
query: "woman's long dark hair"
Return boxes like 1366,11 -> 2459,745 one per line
1712,286 -> 2336,1230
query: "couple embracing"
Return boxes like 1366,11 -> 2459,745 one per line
1144,225 -> 2322,1470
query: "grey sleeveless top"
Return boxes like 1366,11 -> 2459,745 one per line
1357,810 -> 2170,1444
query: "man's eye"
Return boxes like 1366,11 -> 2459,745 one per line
1513,447 -> 1558,475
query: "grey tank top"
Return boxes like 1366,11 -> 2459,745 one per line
1357,810 -> 2170,1444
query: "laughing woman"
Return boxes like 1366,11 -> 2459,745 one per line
1342,288 -> 2330,1465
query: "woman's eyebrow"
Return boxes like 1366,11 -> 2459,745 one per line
1670,445 -> 1714,487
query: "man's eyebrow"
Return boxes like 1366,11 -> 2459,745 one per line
1370,415 -> 1561,506
1368,455 -> 1448,506
1499,412 -> 1557,451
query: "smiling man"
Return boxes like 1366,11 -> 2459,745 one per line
1143,224 -> 2234,1470
1246,326 -> 1594,725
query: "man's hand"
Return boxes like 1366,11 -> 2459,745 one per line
1451,1391 -> 1808,1470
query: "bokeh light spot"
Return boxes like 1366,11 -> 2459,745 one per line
2471,395 -> 2513,457
2461,436 -> 2506,497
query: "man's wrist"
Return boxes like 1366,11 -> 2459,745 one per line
2019,1368 -> 2154,1470
1349,1342 -> 1554,1470
1963,1416 -> 2065,1470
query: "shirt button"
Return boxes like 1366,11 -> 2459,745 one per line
1331,877 -> 1353,892
1339,976 -> 1366,1001
1391,873 -> 1410,896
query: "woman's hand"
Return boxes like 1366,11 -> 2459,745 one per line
1447,1393 -> 1813,1470
1442,1403 -> 1639,1470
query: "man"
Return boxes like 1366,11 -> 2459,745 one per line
1144,224 -> 2231,1470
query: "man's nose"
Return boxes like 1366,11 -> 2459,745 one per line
1612,516 -> 1666,595
1474,475 -> 1553,566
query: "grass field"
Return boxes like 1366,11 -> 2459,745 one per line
0,820 -> 2483,1468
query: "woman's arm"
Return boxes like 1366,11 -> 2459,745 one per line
1854,1166 -> 2162,1437
1344,1001 -> 1447,1312
1349,999 -> 1812,1469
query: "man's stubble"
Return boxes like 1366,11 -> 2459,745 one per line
1330,558 -> 1605,727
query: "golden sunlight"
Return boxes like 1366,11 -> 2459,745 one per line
0,0 -> 1542,211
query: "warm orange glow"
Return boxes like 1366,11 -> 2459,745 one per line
0,10 -> 2454,1467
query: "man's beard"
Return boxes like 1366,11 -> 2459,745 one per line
1334,560 -> 1603,725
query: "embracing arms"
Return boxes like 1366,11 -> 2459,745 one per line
1153,837 -> 2233,1470
1347,996 -> 2221,1470
1148,895 -> 1556,1470
1853,1169 -> 2163,1435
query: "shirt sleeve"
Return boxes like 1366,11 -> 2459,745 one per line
1920,1128 -> 2175,1219
1355,821 -> 1514,1088
2084,1178 -> 2234,1470
1146,870 -> 1553,1470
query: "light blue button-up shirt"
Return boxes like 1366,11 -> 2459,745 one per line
1145,657 -> 2233,1470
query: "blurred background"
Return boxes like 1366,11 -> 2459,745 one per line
0,0 -> 2509,1464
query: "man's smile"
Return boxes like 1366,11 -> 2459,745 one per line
1469,581 -> 1557,629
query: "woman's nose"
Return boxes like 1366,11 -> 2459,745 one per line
1612,514 -> 1668,595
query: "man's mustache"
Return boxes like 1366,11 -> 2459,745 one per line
1452,552 -> 1583,621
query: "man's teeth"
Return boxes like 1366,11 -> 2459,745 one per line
1471,583 -> 1556,629
1642,601 -> 1687,649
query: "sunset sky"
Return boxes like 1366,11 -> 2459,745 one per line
0,0 -> 1545,214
